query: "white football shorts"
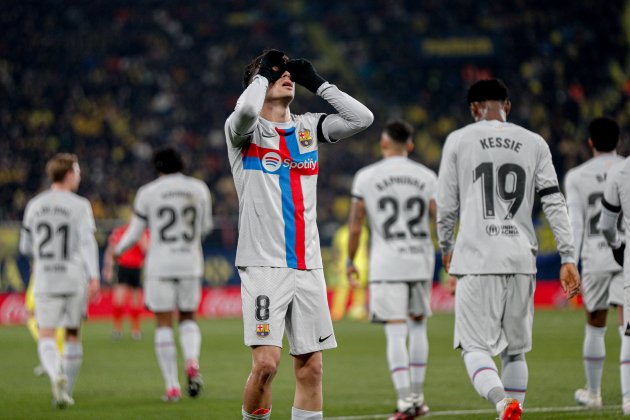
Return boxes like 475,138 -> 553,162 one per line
35,290 -> 87,329
144,276 -> 201,313
454,274 -> 535,356
239,266 -> 337,355
369,280 -> 432,322
581,270 -> 623,312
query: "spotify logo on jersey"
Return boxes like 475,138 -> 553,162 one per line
262,152 -> 282,173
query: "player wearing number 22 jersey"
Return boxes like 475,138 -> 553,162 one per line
348,120 -> 435,419
116,147 -> 213,402
437,79 -> 580,420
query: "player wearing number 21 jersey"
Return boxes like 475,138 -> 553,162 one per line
20,153 -> 100,408
116,147 -> 213,402
437,79 -> 580,420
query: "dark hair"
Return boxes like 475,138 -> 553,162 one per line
153,146 -> 184,174
384,120 -> 414,144
589,117 -> 619,152
242,53 -> 265,89
46,153 -> 78,183
467,79 -> 509,104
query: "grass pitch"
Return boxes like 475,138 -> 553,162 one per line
0,309 -> 625,419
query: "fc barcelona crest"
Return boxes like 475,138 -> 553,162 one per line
298,130 -> 313,148
256,323 -> 270,337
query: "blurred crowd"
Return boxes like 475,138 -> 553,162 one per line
2,0 -> 629,246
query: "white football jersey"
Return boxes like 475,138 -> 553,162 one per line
123,173 -> 213,278
437,120 -> 575,275
602,157 -> 630,258
20,190 -> 98,294
226,113 -> 327,270
564,153 -> 623,273
351,156 -> 437,281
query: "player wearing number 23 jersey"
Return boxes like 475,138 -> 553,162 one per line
437,79 -> 579,420
116,147 -> 212,402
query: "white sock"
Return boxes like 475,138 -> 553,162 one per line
385,323 -> 411,400
242,407 -> 271,419
155,327 -> 179,390
583,324 -> 606,395
38,338 -> 61,384
621,335 -> 630,399
291,407 -> 323,419
179,320 -> 201,365
501,352 -> 528,405
408,319 -> 428,396
63,342 -> 83,397
463,351 -> 505,404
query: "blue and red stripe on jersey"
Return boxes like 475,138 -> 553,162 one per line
241,127 -> 318,270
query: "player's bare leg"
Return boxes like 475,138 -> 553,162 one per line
179,311 -> 202,397
242,345 -> 281,419
575,309 -> 607,408
155,311 -> 181,402
292,351 -> 323,419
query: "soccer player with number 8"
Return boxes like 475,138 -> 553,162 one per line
225,49 -> 373,419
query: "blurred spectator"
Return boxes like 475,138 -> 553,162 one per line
2,1 -> 629,249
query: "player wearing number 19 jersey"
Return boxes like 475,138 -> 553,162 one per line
116,147 -> 213,402
436,79 -> 580,420
564,117 -> 623,409
348,120 -> 435,419
20,153 -> 100,408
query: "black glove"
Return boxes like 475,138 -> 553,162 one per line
287,59 -> 326,93
257,50 -> 287,84
613,242 -> 625,266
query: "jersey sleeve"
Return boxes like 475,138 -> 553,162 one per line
201,182 -> 214,238
599,164 -> 623,247
316,82 -> 373,143
536,139 -> 575,264
19,202 -> 34,257
78,200 -> 100,280
436,134 -> 459,255
563,170 -> 584,261
117,190 -> 148,255
225,75 -> 268,148
132,187 -> 149,222
350,170 -> 366,200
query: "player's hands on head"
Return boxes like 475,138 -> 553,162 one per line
559,263 -> 581,299
286,58 -> 326,93
258,49 -> 288,84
